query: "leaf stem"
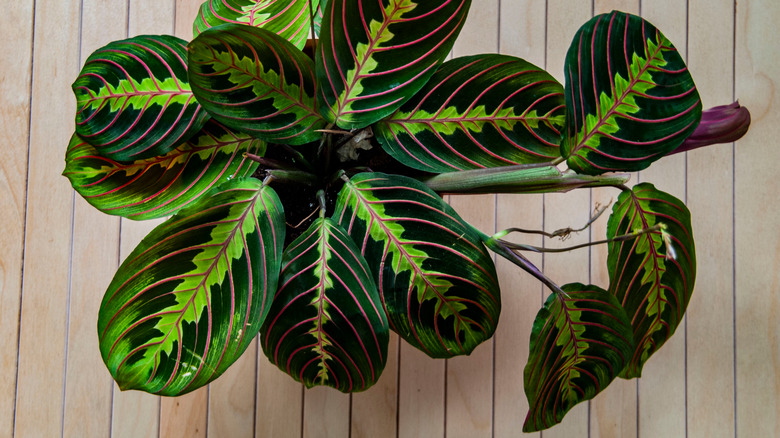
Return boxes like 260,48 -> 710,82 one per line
422,165 -> 630,194
265,169 -> 320,186
499,224 -> 664,254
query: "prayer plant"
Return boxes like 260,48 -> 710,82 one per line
64,0 -> 751,432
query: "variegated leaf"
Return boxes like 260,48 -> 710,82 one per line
333,172 -> 500,358
316,0 -> 472,129
524,284 -> 634,432
260,217 -> 389,392
376,54 -> 565,173
63,120 -> 263,220
563,11 -> 702,175
193,0 -> 318,50
73,35 -> 208,161
188,24 -> 327,145
98,178 -> 285,395
607,183 -> 695,378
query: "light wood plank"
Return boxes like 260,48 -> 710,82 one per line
302,387 -> 350,438
61,1 -> 127,436
256,353 -> 303,438
541,2 -> 593,437
684,2 -> 737,437
350,335 -> 399,438
0,1 -> 34,436
587,4 -> 640,438
397,345 -> 445,438
208,342 -> 257,438
12,0 -> 81,435
631,3 -> 689,437
493,4 -> 547,437
445,3 -> 499,436
735,0 -> 780,436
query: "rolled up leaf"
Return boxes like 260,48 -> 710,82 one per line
63,120 -> 263,220
98,178 -> 285,396
260,217 -> 389,392
316,0 -> 472,129
523,284 -> 634,432
188,24 -> 327,145
376,54 -> 565,173
193,0 -> 319,50
607,183 -> 696,378
73,35 -> 208,161
333,172 -> 501,358
562,11 -> 702,175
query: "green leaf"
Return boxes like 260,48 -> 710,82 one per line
607,183 -> 695,378
260,217 -> 389,392
333,172 -> 501,358
523,284 -> 634,433
376,54 -> 565,173
316,0 -> 472,129
98,178 -> 285,396
188,24 -> 327,145
63,120 -> 263,220
562,11 -> 702,175
73,35 -> 209,161
193,0 -> 318,50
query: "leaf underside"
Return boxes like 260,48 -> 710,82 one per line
523,284 -> 634,432
376,54 -> 565,173
260,217 -> 389,392
188,24 -> 327,145
563,11 -> 702,175
73,34 -> 208,162
316,0 -> 472,129
64,120 -> 263,220
607,183 -> 695,378
98,178 -> 285,396
193,0 -> 319,50
333,172 -> 501,358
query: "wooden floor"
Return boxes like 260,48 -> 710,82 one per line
1,0 -> 778,437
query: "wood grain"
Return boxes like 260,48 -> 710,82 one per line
351,335 -> 399,438
0,0 -> 34,436
686,1 -> 737,437
3,1 -> 778,437
12,0 -> 81,435
61,1 -> 126,436
735,0 -> 780,436
632,3 -> 689,437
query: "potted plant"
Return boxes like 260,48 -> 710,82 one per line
64,0 -> 750,432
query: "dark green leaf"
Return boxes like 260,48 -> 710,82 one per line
188,24 -> 327,145
607,183 -> 695,378
562,11 -> 702,175
260,217 -> 389,392
98,178 -> 285,395
376,54 -> 565,173
73,35 -> 209,161
333,172 -> 501,358
193,0 -> 318,50
524,284 -> 634,432
316,0 -> 472,129
63,120 -> 263,220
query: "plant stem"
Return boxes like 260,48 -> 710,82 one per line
499,224 -> 664,254
265,169 -> 320,186
482,237 -> 566,296
421,165 -> 630,194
